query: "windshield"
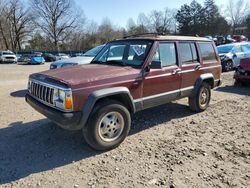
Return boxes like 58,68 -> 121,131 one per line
92,40 -> 153,67
84,45 -> 105,57
217,45 -> 233,54
3,52 -> 14,55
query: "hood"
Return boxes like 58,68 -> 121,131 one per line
219,52 -> 233,59
240,58 -> 250,70
32,64 -> 141,89
51,56 -> 93,66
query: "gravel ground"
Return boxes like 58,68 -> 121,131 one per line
0,63 -> 249,188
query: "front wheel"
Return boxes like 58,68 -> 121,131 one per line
83,100 -> 131,151
189,82 -> 211,112
222,60 -> 233,72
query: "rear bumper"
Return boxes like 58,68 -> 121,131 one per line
25,94 -> 83,130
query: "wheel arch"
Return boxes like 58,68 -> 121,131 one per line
80,87 -> 135,130
191,73 -> 214,97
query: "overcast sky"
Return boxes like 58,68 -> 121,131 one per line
75,0 -> 228,28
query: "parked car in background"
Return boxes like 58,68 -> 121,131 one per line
233,35 -> 248,42
215,35 -> 226,46
50,44 -> 105,69
217,42 -> 250,71
0,50 -> 17,63
205,35 -> 218,44
43,53 -> 56,62
18,54 -> 32,63
18,53 -> 45,65
55,53 -> 70,60
71,53 -> 85,57
26,35 -> 221,150
234,58 -> 250,85
225,35 -> 236,44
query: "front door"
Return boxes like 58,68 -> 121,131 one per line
142,42 -> 182,109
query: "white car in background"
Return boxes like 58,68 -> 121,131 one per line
0,50 -> 17,63
54,53 -> 70,61
50,44 -> 105,69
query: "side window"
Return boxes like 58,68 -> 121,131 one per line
190,43 -> 198,62
153,43 -> 176,67
198,42 -> 217,62
179,42 -> 199,64
179,43 -> 193,64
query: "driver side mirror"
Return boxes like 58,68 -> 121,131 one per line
150,60 -> 162,69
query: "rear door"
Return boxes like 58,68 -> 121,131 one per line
178,42 -> 201,97
141,42 -> 182,109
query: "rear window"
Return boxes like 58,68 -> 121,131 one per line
198,42 -> 217,62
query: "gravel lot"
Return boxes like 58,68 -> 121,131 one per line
0,63 -> 249,188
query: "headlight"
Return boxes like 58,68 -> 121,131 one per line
27,80 -> 31,92
50,64 -> 57,69
54,89 -> 73,111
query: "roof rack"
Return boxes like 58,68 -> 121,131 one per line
123,32 -> 166,39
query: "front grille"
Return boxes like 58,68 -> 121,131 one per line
30,80 -> 54,105
5,57 -> 15,59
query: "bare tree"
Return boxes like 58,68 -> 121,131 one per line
30,0 -> 83,50
8,0 -> 33,51
227,0 -> 249,33
0,0 -> 10,49
0,0 -> 32,51
149,8 -> 175,33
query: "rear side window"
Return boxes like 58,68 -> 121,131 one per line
179,42 -> 199,64
153,43 -> 177,67
198,42 -> 217,62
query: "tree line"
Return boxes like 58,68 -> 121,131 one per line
0,0 -> 249,52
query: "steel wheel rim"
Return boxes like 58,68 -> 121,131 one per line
199,87 -> 209,107
98,111 -> 124,142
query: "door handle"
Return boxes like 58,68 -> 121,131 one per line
172,68 -> 181,75
195,65 -> 201,71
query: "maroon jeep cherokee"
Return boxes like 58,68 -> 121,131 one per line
26,35 -> 222,150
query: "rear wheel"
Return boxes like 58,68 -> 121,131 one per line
189,82 -> 211,112
83,100 -> 131,151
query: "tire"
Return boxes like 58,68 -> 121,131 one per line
222,60 -> 233,72
83,100 -> 131,151
234,79 -> 241,86
189,82 -> 211,112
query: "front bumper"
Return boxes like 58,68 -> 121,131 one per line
234,74 -> 250,83
26,94 -> 83,130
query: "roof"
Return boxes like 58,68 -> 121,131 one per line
116,34 -> 211,42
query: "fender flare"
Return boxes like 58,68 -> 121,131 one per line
80,87 -> 135,129
191,73 -> 214,97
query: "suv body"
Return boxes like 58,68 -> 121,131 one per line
26,35 -> 222,150
0,50 -> 17,63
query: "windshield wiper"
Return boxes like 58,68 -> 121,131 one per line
106,60 -> 126,66
91,60 -> 104,64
